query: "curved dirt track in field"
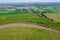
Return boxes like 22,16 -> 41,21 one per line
0,23 -> 60,34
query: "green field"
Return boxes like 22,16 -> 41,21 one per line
0,12 -> 60,30
40,8 -> 57,13
0,27 -> 60,40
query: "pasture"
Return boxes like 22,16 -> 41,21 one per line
0,27 -> 60,40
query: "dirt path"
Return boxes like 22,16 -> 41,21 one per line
0,23 -> 60,34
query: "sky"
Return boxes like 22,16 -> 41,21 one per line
0,0 -> 60,3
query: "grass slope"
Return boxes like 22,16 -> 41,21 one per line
0,27 -> 60,40
0,12 -> 60,30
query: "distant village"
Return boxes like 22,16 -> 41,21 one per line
0,6 -> 44,16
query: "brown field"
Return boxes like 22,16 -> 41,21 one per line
45,13 -> 60,22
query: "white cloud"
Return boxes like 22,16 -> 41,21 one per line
0,0 -> 60,3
